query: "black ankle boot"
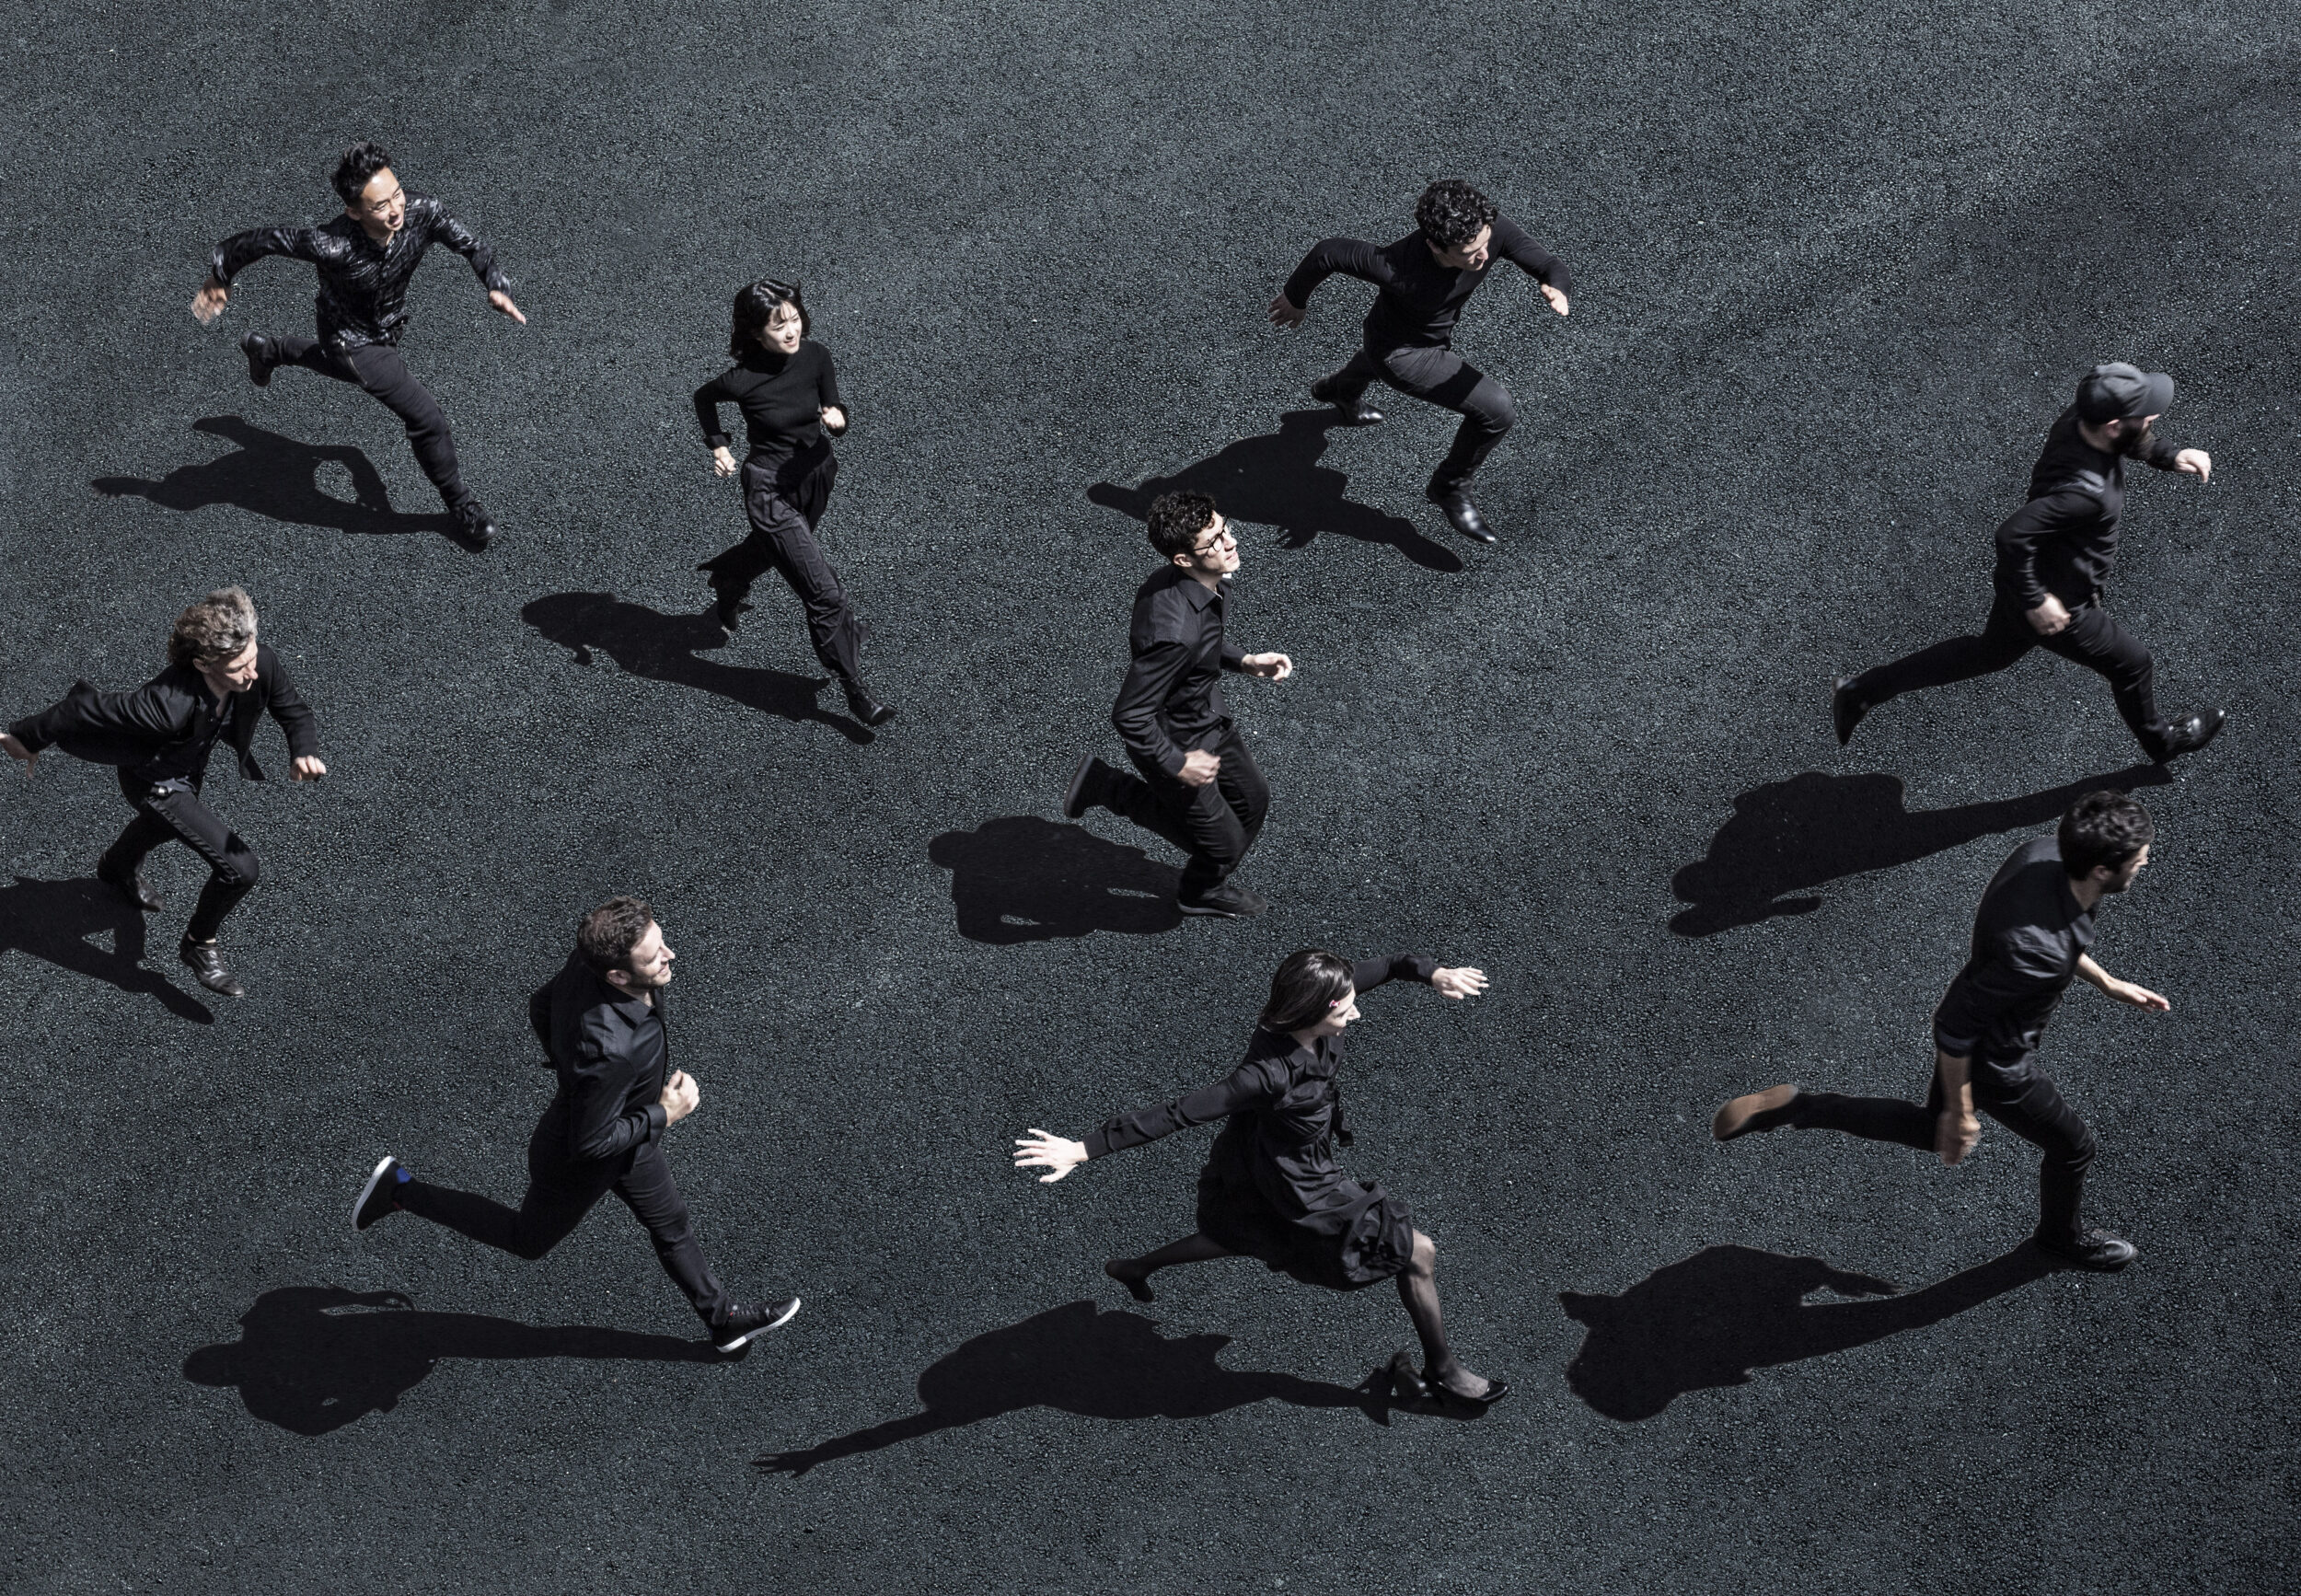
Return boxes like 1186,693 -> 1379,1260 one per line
844,680 -> 896,728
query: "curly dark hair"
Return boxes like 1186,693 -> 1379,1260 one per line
576,896 -> 656,975
1259,950 -> 1357,1034
1144,491 -> 1219,561
2058,791 -> 2155,878
167,586 -> 259,668
1415,179 -> 1497,249
332,142 -> 396,207
729,278 -> 809,356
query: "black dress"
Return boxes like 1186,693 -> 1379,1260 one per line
1081,954 -> 1438,1292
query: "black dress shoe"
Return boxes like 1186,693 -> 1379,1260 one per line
1309,378 -> 1383,425
1713,1084 -> 1799,1142
1063,756 -> 1107,820
2153,708 -> 2226,760
711,594 -> 750,635
844,683 -> 897,728
1425,486 -> 1496,543
711,1297 -> 803,1354
239,332 -> 275,387
97,855 -> 162,912
1832,676 -> 1872,746
179,939 -> 245,998
353,1156 -> 407,1232
1104,1259 -> 1156,1303
2035,1228 -> 2136,1272
453,501 -> 497,549
1176,881 -> 1268,919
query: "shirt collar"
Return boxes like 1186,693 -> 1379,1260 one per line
1177,572 -> 1225,611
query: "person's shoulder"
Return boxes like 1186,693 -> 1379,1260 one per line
800,338 -> 834,362
404,192 -> 447,220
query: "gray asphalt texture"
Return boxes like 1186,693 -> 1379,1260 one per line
3,2 -> 2297,1591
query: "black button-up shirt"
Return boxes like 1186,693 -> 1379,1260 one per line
1281,213 -> 1573,351
529,953 -> 672,1165
1932,835 -> 2099,1078
1993,407 -> 2184,609
1110,567 -> 1248,777
210,195 -> 513,352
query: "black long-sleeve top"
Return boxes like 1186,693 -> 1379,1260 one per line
209,195 -> 512,352
1110,567 -> 1248,778
1993,407 -> 2185,609
528,953 -> 673,1165
1931,836 -> 2100,1077
7,643 -> 318,785
1281,214 -> 1573,350
692,341 -> 844,475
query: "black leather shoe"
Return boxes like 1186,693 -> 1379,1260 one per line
2035,1228 -> 2136,1272
239,332 -> 275,387
1063,756 -> 1107,820
1309,377 -> 1382,425
1104,1258 -> 1156,1303
353,1156 -> 407,1232
179,938 -> 245,998
711,594 -> 750,635
2153,708 -> 2226,760
1713,1084 -> 1799,1142
1176,882 -> 1269,919
1832,676 -> 1872,746
711,1297 -> 803,1354
844,683 -> 897,728
1426,486 -> 1496,544
97,854 -> 162,912
453,501 -> 497,549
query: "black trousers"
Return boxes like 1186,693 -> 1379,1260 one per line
1853,593 -> 2168,757
1101,724 -> 1270,896
398,1108 -> 734,1326
1784,1059 -> 2098,1244
703,461 -> 866,688
105,771 -> 260,943
1320,341 -> 1516,494
264,335 -> 474,514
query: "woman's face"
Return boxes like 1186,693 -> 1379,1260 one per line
757,302 -> 804,354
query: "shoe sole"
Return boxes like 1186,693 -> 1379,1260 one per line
1176,899 -> 1262,919
714,1297 -> 803,1354
1713,1084 -> 1798,1141
2036,1242 -> 2136,1272
1833,677 -> 1867,746
353,1155 -> 399,1233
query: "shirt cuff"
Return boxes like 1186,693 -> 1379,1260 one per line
644,1102 -> 668,1138
1081,1128 -> 1111,1160
705,433 -> 732,450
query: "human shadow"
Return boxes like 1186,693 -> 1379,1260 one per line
756,1300 -> 1388,1476
1559,1243 -> 2055,1421
182,1285 -> 724,1436
91,415 -> 469,547
520,592 -> 873,744
0,874 -> 213,1024
1087,410 -> 1464,573
926,816 -> 1182,943
1670,762 -> 2174,936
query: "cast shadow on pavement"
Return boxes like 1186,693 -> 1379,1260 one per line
1670,762 -> 2173,936
521,593 -> 873,744
0,875 -> 213,1024
755,1300 -> 1390,1476
183,1286 -> 723,1436
1560,1243 -> 2055,1422
926,816 -> 1181,943
1087,410 -> 1464,573
91,415 -> 475,549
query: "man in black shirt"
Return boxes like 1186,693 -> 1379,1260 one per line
0,586 -> 324,998
1712,792 -> 2168,1272
1062,492 -> 1293,919
191,142 -> 526,549
1833,364 -> 2223,761
1270,179 -> 1573,545
353,898 -> 799,1355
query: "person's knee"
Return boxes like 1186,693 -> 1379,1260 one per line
218,847 -> 260,892
1471,382 -> 1515,437
2058,1123 -> 2099,1173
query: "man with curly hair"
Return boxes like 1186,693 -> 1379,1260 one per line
191,141 -> 526,550
1270,179 -> 1572,544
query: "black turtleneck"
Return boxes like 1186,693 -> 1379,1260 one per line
691,340 -> 844,470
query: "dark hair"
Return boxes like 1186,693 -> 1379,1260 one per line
1415,179 -> 1498,249
729,278 -> 809,356
1145,491 -> 1219,560
168,586 -> 259,668
333,142 -> 396,207
2058,792 -> 2154,878
1259,949 -> 1357,1033
576,896 -> 655,975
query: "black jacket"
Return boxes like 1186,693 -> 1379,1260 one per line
527,954 -> 672,1165
7,643 -> 318,785
1993,408 -> 2184,609
1281,213 -> 1572,350
1931,835 -> 2099,1077
1110,568 -> 1247,777
210,195 -> 512,351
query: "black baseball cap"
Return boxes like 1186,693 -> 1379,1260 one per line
2076,363 -> 2175,422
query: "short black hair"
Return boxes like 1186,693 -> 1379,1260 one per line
576,896 -> 655,975
2058,791 -> 2154,878
333,142 -> 396,207
1415,179 -> 1497,249
1145,491 -> 1218,560
1259,950 -> 1356,1033
729,278 -> 809,357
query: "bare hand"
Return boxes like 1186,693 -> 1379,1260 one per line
1431,966 -> 1489,1000
2108,978 -> 2171,1012
1240,652 -> 1292,680
1540,283 -> 1571,316
191,277 -> 230,326
820,405 -> 848,434
291,756 -> 328,782
1013,1128 -> 1089,1183
1267,295 -> 1305,329
488,289 -> 527,325
2173,447 -> 2212,484
1177,747 -> 1221,788
2027,595 -> 2072,636
0,732 -> 34,775
711,445 -> 739,478
1936,1109 -> 1982,1167
660,1070 -> 700,1126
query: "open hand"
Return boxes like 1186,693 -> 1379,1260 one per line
191,277 -> 230,326
488,290 -> 527,325
2108,978 -> 2171,1012
1014,1128 -> 1089,1183
1431,966 -> 1489,1000
2173,448 -> 2211,484
1267,295 -> 1305,329
1540,283 -> 1571,316
1240,652 -> 1292,680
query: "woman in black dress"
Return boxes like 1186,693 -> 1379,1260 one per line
693,278 -> 894,728
1013,949 -> 1506,1412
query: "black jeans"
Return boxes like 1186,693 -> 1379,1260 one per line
703,461 -> 866,688
105,771 -> 260,943
1785,1059 -> 2099,1244
1853,594 -> 2168,757
1320,341 -> 1516,494
265,336 -> 474,513
1101,724 -> 1270,897
398,1107 -> 734,1327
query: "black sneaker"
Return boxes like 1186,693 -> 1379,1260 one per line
1832,676 -> 1872,746
353,1156 -> 408,1232
2035,1228 -> 2136,1272
453,501 -> 498,549
712,1298 -> 802,1354
1063,756 -> 1107,820
1176,881 -> 1269,919
239,332 -> 275,387
179,938 -> 245,998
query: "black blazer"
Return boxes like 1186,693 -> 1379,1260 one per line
7,643 -> 318,782
527,953 -> 672,1165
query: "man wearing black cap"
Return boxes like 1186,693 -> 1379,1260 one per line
1833,363 -> 2222,761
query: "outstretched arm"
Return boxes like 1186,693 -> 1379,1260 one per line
1015,1059 -> 1284,1181
194,226 -> 332,324
1270,236 -> 1385,327
1347,954 -> 1489,1000
2076,953 -> 2169,1012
